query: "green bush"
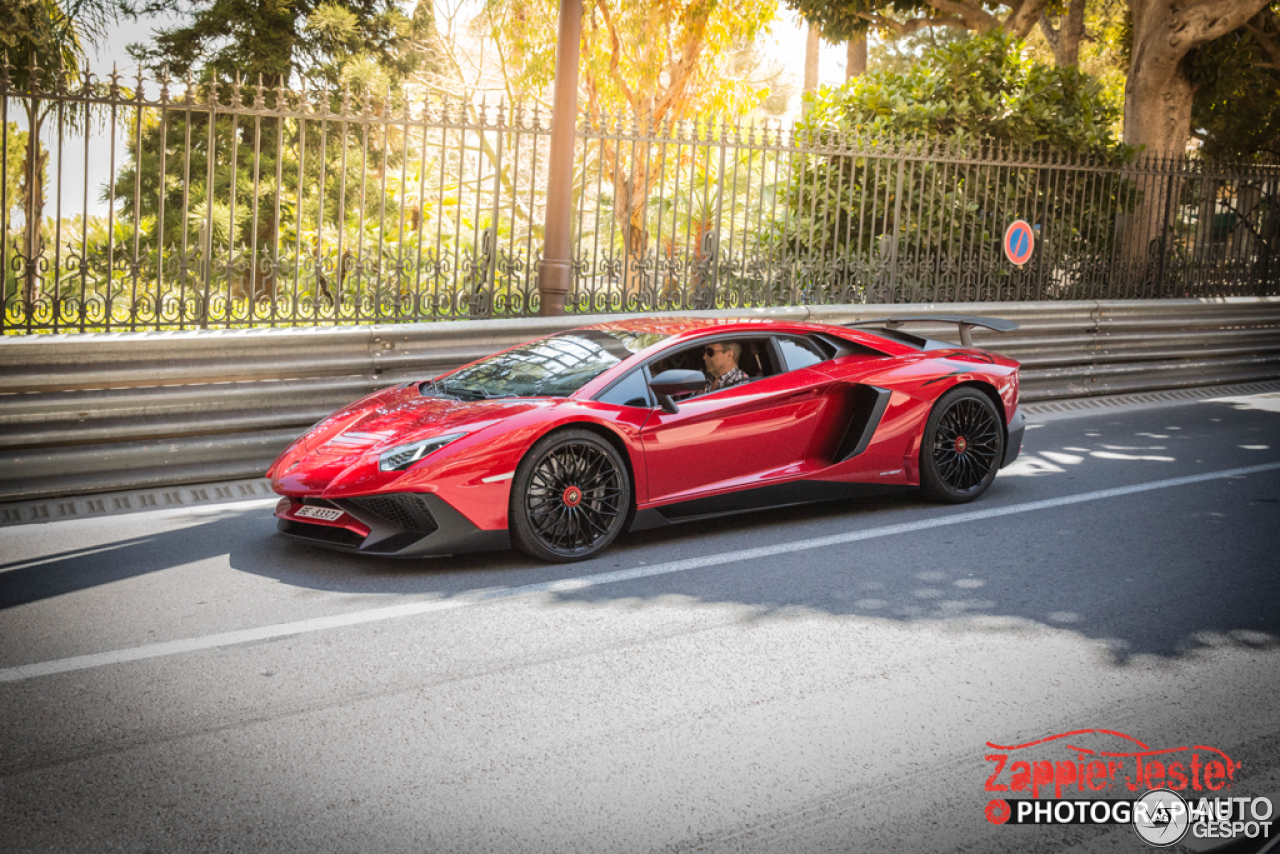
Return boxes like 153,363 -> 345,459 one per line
784,32 -> 1135,301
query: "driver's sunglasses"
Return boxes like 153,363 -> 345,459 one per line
703,346 -> 726,356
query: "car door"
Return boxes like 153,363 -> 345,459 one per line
638,336 -> 832,504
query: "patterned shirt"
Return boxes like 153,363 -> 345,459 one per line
701,365 -> 749,395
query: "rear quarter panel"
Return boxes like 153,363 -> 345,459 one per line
812,351 -> 1016,485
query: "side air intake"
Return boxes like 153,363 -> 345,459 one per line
834,386 -> 892,463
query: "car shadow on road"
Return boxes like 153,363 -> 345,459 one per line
4,397 -> 1277,666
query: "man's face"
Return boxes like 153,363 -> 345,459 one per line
702,343 -> 736,379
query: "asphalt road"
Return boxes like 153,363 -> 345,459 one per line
2,391 -> 1278,854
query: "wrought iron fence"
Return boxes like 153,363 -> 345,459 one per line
3,62 -> 1279,334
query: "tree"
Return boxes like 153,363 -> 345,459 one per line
805,21 -> 821,93
1,0 -> 115,307
782,0 -> 1054,42
1039,0 -> 1087,66
123,0 -> 427,89
864,23 -> 969,75
1124,0 -> 1270,157
116,1 -> 439,309
846,34 -> 867,79
488,0 -> 778,300
1189,3 -> 1280,159
787,31 -> 1129,301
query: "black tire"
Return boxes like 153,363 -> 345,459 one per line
510,429 -> 631,562
919,386 -> 1004,503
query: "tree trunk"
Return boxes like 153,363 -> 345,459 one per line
20,104 -> 46,307
1097,0 -> 1264,278
600,138 -> 656,302
846,34 -> 866,80
1124,0 -> 1271,156
1040,0 -> 1086,66
1120,3 -> 1196,270
804,24 -> 820,94
1006,0 -> 1056,37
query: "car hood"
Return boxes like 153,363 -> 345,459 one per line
272,384 -> 546,491
316,387 -> 540,452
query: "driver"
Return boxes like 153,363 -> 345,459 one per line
701,341 -> 749,394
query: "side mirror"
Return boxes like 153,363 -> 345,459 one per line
648,369 -> 706,414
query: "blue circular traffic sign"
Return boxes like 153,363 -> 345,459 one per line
1004,220 -> 1034,266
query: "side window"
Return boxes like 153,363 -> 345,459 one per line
597,367 -> 652,408
776,336 -> 828,372
650,338 -> 775,381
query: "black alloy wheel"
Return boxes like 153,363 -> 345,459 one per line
919,386 -> 1004,503
510,429 -> 631,562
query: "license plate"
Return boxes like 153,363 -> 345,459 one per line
295,505 -> 343,522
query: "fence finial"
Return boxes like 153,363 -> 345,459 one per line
55,54 -> 69,96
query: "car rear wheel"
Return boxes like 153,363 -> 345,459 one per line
920,386 -> 1004,503
510,429 -> 631,562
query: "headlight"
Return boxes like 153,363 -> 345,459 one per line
378,433 -> 467,472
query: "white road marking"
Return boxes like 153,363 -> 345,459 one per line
3,460 -> 1278,685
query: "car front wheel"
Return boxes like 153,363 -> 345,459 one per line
920,386 -> 1004,503
510,429 -> 631,562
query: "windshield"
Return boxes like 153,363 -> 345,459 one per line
424,329 -> 670,399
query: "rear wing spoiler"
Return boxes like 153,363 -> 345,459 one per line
844,315 -> 1019,347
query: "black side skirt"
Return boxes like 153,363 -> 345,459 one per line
630,479 -> 911,530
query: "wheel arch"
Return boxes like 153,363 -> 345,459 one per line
522,419 -> 640,523
947,379 -> 1006,427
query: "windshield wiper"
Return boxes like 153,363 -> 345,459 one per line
464,388 -> 522,400
420,379 -> 462,400
434,383 -> 519,401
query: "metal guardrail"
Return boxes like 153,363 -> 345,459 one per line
1,298 -> 1278,502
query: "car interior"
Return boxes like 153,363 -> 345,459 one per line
649,337 -> 776,381
642,337 -> 778,401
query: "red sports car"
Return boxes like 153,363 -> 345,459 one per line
268,316 -> 1024,562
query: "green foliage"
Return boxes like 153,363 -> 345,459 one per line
3,123 -> 31,223
784,32 -> 1134,298
867,26 -> 971,77
801,31 -> 1125,149
123,0 -> 430,89
108,100 -> 406,252
1189,4 -> 1280,160
782,0 -> 935,42
0,0 -> 104,77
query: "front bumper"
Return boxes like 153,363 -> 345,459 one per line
1002,407 -> 1026,468
276,492 -> 509,557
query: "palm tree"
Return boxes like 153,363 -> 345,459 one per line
2,0 -> 113,306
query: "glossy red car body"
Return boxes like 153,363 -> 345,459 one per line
268,316 -> 1023,558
